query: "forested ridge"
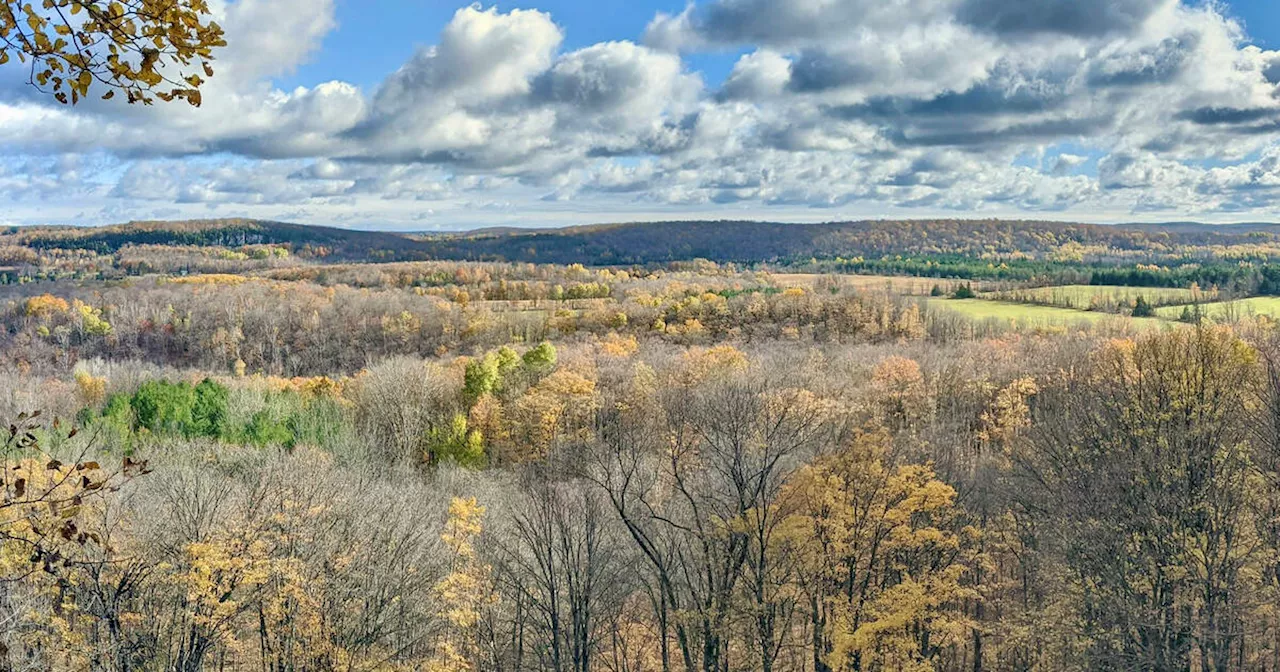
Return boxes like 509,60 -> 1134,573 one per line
10,217 -> 1280,266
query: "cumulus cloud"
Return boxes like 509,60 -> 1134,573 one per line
1051,153 -> 1089,175
646,0 -> 954,49
957,0 -> 1173,38
3,0 -> 1280,225
372,6 -> 562,109
219,0 -> 338,81
535,42 -> 697,121
720,51 -> 791,100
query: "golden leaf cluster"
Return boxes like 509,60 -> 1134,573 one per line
0,0 -> 225,105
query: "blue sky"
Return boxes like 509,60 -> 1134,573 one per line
1231,0 -> 1280,45
6,0 -> 1280,229
288,0 -> 1280,89
279,1 -> 746,91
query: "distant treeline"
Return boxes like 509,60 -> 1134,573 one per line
8,219 -> 423,261
1089,265 -> 1280,291
12,218 -> 1280,267
806,255 -> 1091,282
810,255 -> 1280,294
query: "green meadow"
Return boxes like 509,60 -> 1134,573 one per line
926,298 -> 1165,328
987,284 -> 1214,310
1153,297 -> 1280,321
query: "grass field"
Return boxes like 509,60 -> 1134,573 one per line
772,273 -> 987,295
987,284 -> 1214,310
1153,297 -> 1280,321
926,298 -> 1164,328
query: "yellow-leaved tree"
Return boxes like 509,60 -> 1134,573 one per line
0,0 -> 225,105
778,428 -> 975,672
2,411 -> 144,581
0,411 -> 150,669
428,497 -> 496,672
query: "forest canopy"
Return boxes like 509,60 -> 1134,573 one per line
4,220 -> 1280,670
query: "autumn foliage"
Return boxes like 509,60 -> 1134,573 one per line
8,234 -> 1280,671
0,0 -> 226,105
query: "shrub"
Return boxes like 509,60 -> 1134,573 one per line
495,346 -> 521,377
116,378 -> 230,439
24,294 -> 69,318
74,301 -> 112,336
287,395 -> 350,450
190,379 -> 230,438
522,341 -> 557,372
244,410 -> 294,447
98,393 -> 136,448
464,355 -> 501,403
102,393 -> 133,428
1132,295 -> 1155,318
74,370 -> 108,407
130,380 -> 195,434
426,413 -> 485,468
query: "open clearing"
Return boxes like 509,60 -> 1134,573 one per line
986,284 -> 1213,309
771,273 -> 986,295
926,298 -> 1165,328
1153,296 -> 1280,321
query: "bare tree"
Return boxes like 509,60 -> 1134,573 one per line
588,372 -> 830,672
492,472 -> 632,672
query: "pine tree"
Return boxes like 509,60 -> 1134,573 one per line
1131,295 -> 1155,317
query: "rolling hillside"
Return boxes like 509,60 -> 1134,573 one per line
8,217 -> 1280,265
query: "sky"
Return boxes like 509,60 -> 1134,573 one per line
6,0 -> 1280,229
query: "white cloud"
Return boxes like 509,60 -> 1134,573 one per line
721,50 -> 791,100
219,0 -> 338,81
1,0 -> 1280,225
536,42 -> 698,122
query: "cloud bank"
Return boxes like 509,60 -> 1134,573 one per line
4,0 -> 1280,227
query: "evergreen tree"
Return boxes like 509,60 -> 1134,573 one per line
1131,295 -> 1155,317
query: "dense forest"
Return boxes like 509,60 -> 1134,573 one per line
7,220 -> 1280,671
10,218 -> 1280,268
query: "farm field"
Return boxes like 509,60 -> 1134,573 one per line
1153,296 -> 1280,321
987,284 -> 1214,310
772,273 -> 986,295
926,297 -> 1165,328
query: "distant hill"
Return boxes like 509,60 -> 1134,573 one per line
9,217 -> 1280,266
414,219 -> 1280,264
4,219 -> 423,260
1117,221 -> 1280,234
